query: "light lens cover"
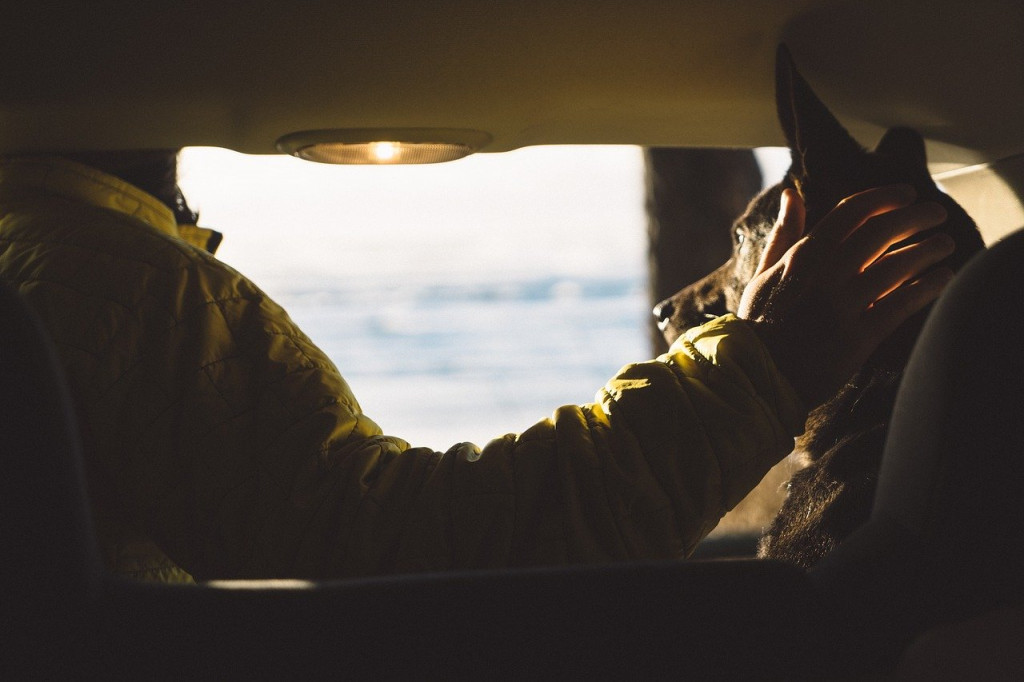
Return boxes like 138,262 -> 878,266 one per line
276,129 -> 491,165
295,140 -> 475,165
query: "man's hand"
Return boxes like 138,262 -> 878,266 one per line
738,185 -> 955,408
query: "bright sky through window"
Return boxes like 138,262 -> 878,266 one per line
177,146 -> 788,449
178,146 -> 650,448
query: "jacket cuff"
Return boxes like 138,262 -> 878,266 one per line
671,314 -> 807,439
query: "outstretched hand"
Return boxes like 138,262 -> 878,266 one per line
738,185 -> 955,408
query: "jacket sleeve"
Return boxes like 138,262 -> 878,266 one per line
91,255 -> 806,580
384,314 -> 808,575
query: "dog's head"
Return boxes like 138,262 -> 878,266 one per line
655,45 -> 984,346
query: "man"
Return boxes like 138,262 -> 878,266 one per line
0,150 -> 953,581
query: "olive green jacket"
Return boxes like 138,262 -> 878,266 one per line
0,157 -> 806,582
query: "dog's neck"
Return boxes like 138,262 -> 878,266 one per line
795,310 -> 923,461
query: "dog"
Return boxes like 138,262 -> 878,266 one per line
654,46 -> 985,569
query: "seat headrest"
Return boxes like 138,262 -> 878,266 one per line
876,227 -> 1024,597
0,283 -> 102,599
807,229 -> 1024,669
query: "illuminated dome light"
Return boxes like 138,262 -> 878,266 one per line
276,129 -> 491,165
294,140 -> 475,165
371,142 -> 397,162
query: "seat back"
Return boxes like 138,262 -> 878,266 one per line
811,228 -> 1024,667
0,282 -> 102,671
877,227 -> 1024,599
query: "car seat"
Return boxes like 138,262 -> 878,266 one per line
0,283 -> 104,677
809,227 -> 1024,671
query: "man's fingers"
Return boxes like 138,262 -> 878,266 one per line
861,267 -> 954,344
846,233 -> 955,309
754,188 -> 805,277
837,202 -> 949,281
810,184 -> 918,246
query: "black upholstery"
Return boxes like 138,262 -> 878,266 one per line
811,228 -> 1024,667
96,559 -> 823,679
877,227 -> 1024,594
0,283 -> 104,675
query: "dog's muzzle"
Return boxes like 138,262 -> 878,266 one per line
653,300 -> 675,332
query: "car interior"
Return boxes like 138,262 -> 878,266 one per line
3,0 -> 1023,678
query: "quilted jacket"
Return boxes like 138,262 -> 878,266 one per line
0,157 -> 807,582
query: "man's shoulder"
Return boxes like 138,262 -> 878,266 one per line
2,197 -> 267,313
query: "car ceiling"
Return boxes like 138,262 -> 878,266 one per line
3,0 -> 1022,169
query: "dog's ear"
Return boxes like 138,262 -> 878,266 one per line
775,44 -> 862,183
874,126 -> 929,171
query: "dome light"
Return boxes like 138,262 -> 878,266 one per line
276,129 -> 491,165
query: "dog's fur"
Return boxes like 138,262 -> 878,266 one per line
654,46 -> 985,568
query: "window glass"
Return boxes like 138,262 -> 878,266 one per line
179,146 -> 649,449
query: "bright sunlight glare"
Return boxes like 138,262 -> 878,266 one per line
372,142 -> 398,162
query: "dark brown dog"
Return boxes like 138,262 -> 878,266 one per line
654,46 -> 985,568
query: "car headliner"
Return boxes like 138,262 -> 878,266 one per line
2,0 -> 1022,169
